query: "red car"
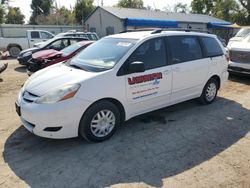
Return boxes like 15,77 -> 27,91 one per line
27,41 -> 93,75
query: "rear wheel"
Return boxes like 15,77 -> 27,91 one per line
9,46 -> 21,58
199,78 -> 218,105
79,101 -> 120,142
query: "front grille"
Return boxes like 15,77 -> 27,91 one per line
22,91 -> 39,103
27,59 -> 43,72
230,50 -> 250,64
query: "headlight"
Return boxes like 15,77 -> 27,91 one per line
23,52 -> 32,57
35,84 -> 80,104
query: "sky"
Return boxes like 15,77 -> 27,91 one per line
9,0 -> 192,23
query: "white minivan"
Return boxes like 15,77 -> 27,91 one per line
16,30 -> 229,142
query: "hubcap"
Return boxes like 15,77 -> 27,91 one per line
206,83 -> 217,102
90,110 -> 116,138
9,47 -> 20,57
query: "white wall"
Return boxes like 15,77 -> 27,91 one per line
0,24 -> 84,38
178,22 -> 207,31
85,8 -> 124,38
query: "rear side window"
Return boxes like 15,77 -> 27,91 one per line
128,37 -> 167,70
31,31 -> 40,39
201,37 -> 223,57
168,36 -> 203,64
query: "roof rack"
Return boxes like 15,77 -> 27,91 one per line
151,28 -> 211,34
119,28 -> 161,33
120,27 -> 211,34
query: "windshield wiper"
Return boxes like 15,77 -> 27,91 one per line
69,63 -> 89,72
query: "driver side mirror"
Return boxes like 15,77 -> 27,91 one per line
128,61 -> 145,74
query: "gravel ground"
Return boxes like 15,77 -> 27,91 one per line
0,60 -> 250,188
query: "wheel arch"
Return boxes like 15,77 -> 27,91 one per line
209,75 -> 221,89
84,98 -> 126,123
7,43 -> 22,51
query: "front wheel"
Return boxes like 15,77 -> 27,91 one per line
199,78 -> 218,105
79,101 -> 120,142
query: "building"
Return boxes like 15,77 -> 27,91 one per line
84,6 -> 236,38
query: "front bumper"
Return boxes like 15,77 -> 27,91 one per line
17,55 -> 32,65
16,89 -> 92,139
228,61 -> 250,75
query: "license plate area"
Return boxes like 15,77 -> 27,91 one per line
15,102 -> 21,116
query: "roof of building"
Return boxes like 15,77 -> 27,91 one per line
86,6 -> 229,24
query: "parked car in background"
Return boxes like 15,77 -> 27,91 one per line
34,31 -> 98,47
16,30 -> 228,142
228,27 -> 250,48
0,30 -> 54,57
55,31 -> 99,40
17,37 -> 89,65
228,34 -> 250,75
27,41 -> 94,75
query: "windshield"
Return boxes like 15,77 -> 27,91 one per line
60,43 -> 82,56
87,33 -> 98,40
235,28 -> 250,37
38,38 -> 55,48
69,38 -> 136,71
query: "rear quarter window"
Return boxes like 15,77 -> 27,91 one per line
201,36 -> 223,57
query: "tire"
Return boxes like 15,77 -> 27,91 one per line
79,101 -> 120,142
199,78 -> 218,105
9,46 -> 21,58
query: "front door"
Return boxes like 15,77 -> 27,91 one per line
124,37 -> 172,116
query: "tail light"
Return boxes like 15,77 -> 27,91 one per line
225,53 -> 230,62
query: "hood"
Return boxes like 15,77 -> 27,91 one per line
229,36 -> 243,42
32,49 -> 62,60
20,47 -> 39,56
228,41 -> 250,51
24,63 -> 98,96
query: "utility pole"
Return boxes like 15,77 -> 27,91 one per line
101,0 -> 103,6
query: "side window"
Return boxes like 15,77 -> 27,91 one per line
168,36 -> 203,64
201,37 -> 223,57
48,39 -> 69,50
31,31 -> 40,39
41,32 -> 53,39
128,37 -> 167,70
70,39 -> 79,45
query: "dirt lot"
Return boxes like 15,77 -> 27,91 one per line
0,60 -> 250,188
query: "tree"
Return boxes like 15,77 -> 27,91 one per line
213,0 -> 239,21
117,0 -> 144,9
0,5 -> 4,23
238,0 -> 250,24
191,0 -> 214,14
174,3 -> 189,13
36,6 -> 75,25
1,0 -> 7,4
29,0 -> 53,24
74,0 -> 95,24
5,7 -> 25,24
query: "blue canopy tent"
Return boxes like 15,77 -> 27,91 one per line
207,22 -> 232,29
124,18 -> 178,28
